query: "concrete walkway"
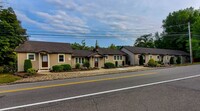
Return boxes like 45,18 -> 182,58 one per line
15,66 -> 150,83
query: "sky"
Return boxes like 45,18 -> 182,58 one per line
4,0 -> 200,47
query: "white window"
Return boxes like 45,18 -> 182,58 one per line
58,54 -> 65,63
114,55 -> 122,61
75,57 -> 84,64
27,53 -> 35,61
114,56 -> 117,60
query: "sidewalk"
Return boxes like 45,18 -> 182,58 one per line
15,66 -> 151,83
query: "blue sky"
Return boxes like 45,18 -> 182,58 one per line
6,0 -> 200,47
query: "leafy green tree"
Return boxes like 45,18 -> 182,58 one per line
134,34 -> 154,48
0,7 -> 27,69
108,44 -> 117,49
161,7 -> 200,52
95,40 -> 99,49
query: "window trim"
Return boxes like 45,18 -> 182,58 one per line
27,53 -> 36,61
58,54 -> 65,63
114,55 -> 123,61
75,57 -> 84,64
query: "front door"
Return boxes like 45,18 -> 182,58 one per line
94,58 -> 99,67
42,54 -> 48,68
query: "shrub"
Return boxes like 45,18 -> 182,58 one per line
170,57 -> 174,64
52,65 -> 63,72
27,68 -> 37,76
0,66 -> 3,74
148,59 -> 157,67
104,62 -> 115,69
24,59 -> 32,72
83,60 -> 90,68
75,63 -> 80,69
176,56 -> 181,64
61,64 -> 72,71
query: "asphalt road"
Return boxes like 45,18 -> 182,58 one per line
0,65 -> 200,111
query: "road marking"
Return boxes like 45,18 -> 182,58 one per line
1,74 -> 200,111
0,72 -> 157,94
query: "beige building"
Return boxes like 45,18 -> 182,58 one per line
15,41 -> 126,72
121,46 -> 189,65
72,48 -> 126,68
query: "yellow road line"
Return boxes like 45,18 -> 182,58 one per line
0,72 -> 157,94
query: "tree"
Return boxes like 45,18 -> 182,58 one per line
0,7 -> 27,70
71,40 -> 94,50
161,7 -> 200,52
134,34 -> 154,48
95,40 -> 99,49
108,44 -> 117,49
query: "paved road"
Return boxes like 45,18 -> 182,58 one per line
0,65 -> 200,111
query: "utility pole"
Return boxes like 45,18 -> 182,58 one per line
188,22 -> 193,64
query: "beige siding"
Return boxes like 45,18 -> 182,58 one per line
121,48 -> 134,65
17,53 -> 39,72
49,54 -> 72,68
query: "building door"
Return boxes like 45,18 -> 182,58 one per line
42,54 -> 48,68
94,58 -> 98,67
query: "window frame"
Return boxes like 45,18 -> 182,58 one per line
27,53 -> 36,61
58,54 -> 65,63
75,57 -> 84,64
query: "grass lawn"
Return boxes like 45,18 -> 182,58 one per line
0,74 -> 21,84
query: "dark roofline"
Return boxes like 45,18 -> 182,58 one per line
122,46 -> 189,56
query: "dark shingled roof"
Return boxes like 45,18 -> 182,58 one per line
72,50 -> 93,57
98,48 -> 126,55
15,41 -> 73,53
122,46 -> 189,56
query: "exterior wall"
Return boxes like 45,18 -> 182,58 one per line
104,55 -> 126,67
17,53 -> 39,72
121,48 -> 134,65
49,54 -> 72,69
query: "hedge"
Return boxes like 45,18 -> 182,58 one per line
75,63 -> 80,69
83,61 -> 90,68
52,65 -> 64,72
24,59 -> 32,72
61,64 -> 72,71
104,62 -> 115,69
27,68 -> 37,76
148,59 -> 157,67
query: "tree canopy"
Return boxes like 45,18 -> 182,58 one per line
0,7 -> 27,69
134,7 -> 200,60
134,34 -> 155,48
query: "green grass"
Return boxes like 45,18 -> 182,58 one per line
0,74 -> 21,84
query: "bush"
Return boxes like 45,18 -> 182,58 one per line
75,63 -> 80,69
148,59 -> 157,67
170,57 -> 174,64
83,60 -> 90,68
0,66 -> 3,74
176,56 -> 181,64
104,62 -> 115,69
24,59 -> 32,72
27,68 -> 37,76
52,65 -> 63,72
61,64 -> 72,71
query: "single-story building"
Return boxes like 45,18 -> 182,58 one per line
15,41 -> 126,72
121,46 -> 189,65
